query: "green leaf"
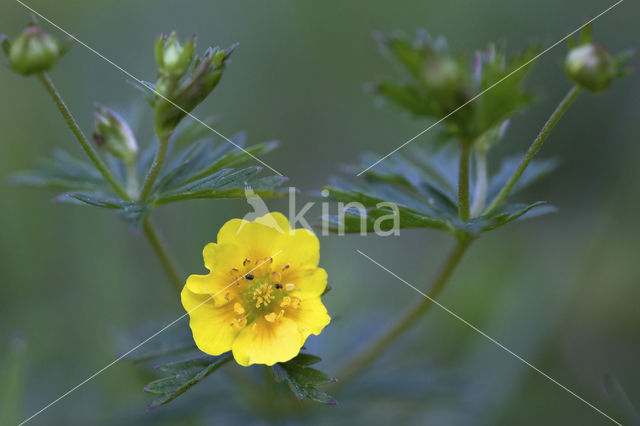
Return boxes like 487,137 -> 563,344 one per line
487,155 -> 558,201
61,192 -> 150,226
470,201 -> 555,234
271,353 -> 337,405
11,149 -> 108,191
170,116 -> 219,148
603,374 -> 640,425
155,167 -> 287,205
471,45 -> 539,138
372,31 -> 538,142
144,353 -> 232,410
143,127 -> 284,202
126,79 -> 156,106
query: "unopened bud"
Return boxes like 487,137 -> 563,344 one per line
155,31 -> 195,79
8,24 -> 59,75
423,56 -> 462,91
565,44 -> 616,92
93,104 -> 138,165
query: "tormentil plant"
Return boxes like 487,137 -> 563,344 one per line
2,15 -> 337,410
2,12 -> 638,422
322,26 -> 634,386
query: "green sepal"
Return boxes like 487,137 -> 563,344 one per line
271,353 -> 337,405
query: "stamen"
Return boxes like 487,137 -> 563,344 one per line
280,296 -> 291,307
291,297 -> 301,309
234,302 -> 245,314
264,312 -> 277,322
275,283 -> 283,289
285,283 -> 295,291
252,283 -> 275,308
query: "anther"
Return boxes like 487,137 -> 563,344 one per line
275,283 -> 283,289
234,303 -> 245,314
245,274 -> 254,280
285,283 -> 295,291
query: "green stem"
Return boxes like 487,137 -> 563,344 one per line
138,130 -> 171,201
143,217 -> 184,292
458,142 -> 471,221
470,147 -> 488,217
38,72 -> 183,293
336,238 -> 472,383
484,85 -> 582,215
37,72 -> 129,200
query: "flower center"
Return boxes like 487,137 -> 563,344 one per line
226,258 -> 302,330
252,283 -> 275,308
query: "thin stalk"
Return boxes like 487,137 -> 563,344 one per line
470,147 -> 488,217
336,238 -> 472,383
143,217 -> 184,292
484,85 -> 582,215
458,142 -> 471,221
138,130 -> 171,201
38,72 -> 183,293
37,72 -> 129,200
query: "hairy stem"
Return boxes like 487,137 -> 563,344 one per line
336,238 -> 472,383
38,72 -> 183,293
458,143 -> 471,221
138,130 -> 171,201
143,217 -> 184,292
484,85 -> 582,215
470,147 -> 488,217
37,72 -> 129,200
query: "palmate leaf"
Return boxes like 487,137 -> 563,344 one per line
11,149 -> 108,191
325,144 -> 556,236
12,122 -> 286,225
144,353 -> 232,410
271,353 -> 337,405
59,192 -> 151,226
465,201 -> 556,235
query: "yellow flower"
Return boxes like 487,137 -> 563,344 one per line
181,212 -> 331,366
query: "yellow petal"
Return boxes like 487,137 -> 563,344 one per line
287,267 -> 328,299
273,228 -> 320,271
217,219 -> 283,259
202,243 -> 245,273
181,287 -> 241,356
231,317 -> 303,366
254,212 -> 290,234
287,296 -> 331,341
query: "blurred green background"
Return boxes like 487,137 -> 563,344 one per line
1,0 -> 639,424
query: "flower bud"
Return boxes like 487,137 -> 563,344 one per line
155,31 -> 195,79
565,44 -> 616,92
154,43 -> 236,134
93,104 -> 138,165
423,55 -> 462,91
8,24 -> 59,75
